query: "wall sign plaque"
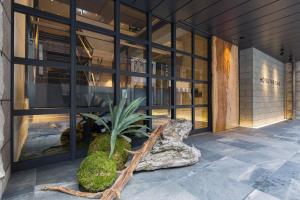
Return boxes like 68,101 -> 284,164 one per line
260,77 -> 280,86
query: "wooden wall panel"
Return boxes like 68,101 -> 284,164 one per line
212,36 -> 239,132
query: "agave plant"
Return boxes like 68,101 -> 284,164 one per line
82,97 -> 151,159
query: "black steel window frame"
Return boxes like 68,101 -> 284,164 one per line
11,0 -> 211,170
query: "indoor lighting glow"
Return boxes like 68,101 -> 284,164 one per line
253,119 -> 287,129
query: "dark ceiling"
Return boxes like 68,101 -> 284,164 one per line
121,0 -> 300,62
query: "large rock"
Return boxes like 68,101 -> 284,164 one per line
135,119 -> 201,171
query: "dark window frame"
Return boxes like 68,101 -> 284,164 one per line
11,0 -> 211,170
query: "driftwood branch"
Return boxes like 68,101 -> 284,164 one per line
101,125 -> 164,200
41,125 -> 164,200
41,186 -> 102,199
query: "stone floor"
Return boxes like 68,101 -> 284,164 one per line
3,120 -> 300,200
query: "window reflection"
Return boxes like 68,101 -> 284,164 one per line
120,40 -> 147,73
195,58 -> 208,81
195,34 -> 208,58
152,48 -> 171,77
76,29 -> 114,68
14,65 -> 70,110
176,28 -> 192,53
152,18 -> 171,47
76,0 -> 114,30
14,114 -> 70,161
15,0 -> 70,18
77,72 -> 113,107
176,108 -> 192,123
195,107 -> 208,129
152,109 -> 171,128
176,81 -> 192,105
121,76 -> 147,106
120,4 -> 146,39
195,84 -> 208,105
14,13 -> 71,62
176,53 -> 192,79
152,79 -> 171,106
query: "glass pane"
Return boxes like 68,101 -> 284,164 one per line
152,48 -> 171,77
14,13 -> 71,62
195,34 -> 208,58
77,71 -> 113,107
152,109 -> 171,129
14,65 -> 70,110
195,107 -> 208,129
120,76 -> 147,106
120,40 -> 146,73
14,12 -> 26,57
15,0 -> 70,18
13,114 -> 70,161
195,58 -> 208,81
152,79 -> 171,106
176,81 -> 192,105
120,4 -> 146,39
152,18 -> 171,47
76,0 -> 114,30
76,29 -> 114,68
195,84 -> 208,105
176,53 -> 192,79
176,108 -> 192,123
176,28 -> 192,53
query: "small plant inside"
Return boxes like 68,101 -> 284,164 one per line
77,97 -> 151,192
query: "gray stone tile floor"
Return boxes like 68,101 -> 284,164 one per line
3,120 -> 300,200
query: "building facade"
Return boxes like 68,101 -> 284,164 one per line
1,0 -> 300,198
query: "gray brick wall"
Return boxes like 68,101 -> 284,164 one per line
239,48 -> 285,128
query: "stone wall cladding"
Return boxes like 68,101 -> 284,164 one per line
0,0 -> 11,197
239,48 -> 285,128
252,48 -> 285,127
239,48 -> 253,127
296,62 -> 300,119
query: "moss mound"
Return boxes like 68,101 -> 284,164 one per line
88,134 -> 131,170
77,152 -> 117,192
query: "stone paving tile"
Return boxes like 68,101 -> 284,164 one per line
244,189 -> 280,200
176,167 -> 254,200
2,169 -> 36,199
3,120 -> 300,200
255,161 -> 300,199
36,160 -> 81,185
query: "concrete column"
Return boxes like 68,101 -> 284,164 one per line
296,61 -> 300,119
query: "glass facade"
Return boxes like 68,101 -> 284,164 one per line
12,0 -> 210,167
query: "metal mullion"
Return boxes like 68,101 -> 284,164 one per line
194,104 -> 209,107
77,65 -> 116,74
208,37 -> 212,131
147,11 -> 152,128
151,105 -> 174,109
70,0 -> 76,160
119,33 -> 149,46
120,71 -> 149,78
175,105 -> 193,109
77,21 -> 115,37
176,77 -> 193,82
152,74 -> 173,80
114,0 -> 121,103
192,31 -> 195,130
176,49 -> 193,57
13,3 -> 70,24
14,57 -> 70,69
171,22 -> 176,119
13,108 -> 70,116
194,80 -> 209,84
152,43 -> 172,52
194,54 -> 209,61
